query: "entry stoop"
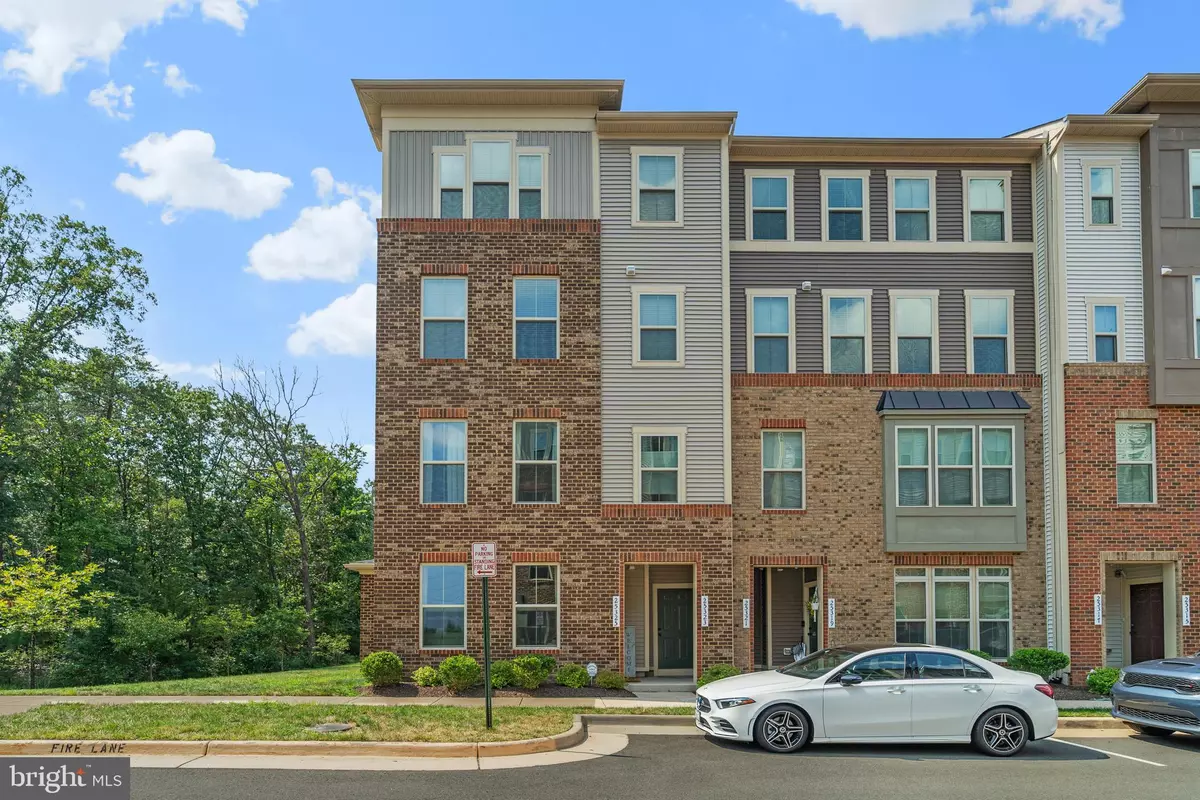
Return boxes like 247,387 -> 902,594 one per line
630,677 -> 697,694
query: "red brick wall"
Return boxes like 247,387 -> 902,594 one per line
1064,363 -> 1200,675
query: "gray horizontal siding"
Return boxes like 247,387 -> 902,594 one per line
731,252 -> 1036,373
600,139 -> 727,504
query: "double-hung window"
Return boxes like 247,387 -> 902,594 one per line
513,420 -> 558,503
745,170 -> 793,241
965,290 -> 1014,374
894,568 -> 929,643
422,278 -> 467,359
514,565 -> 559,648
635,428 -> 684,503
421,564 -> 466,648
890,290 -> 938,374
896,427 -> 931,507
965,172 -> 1010,243
895,567 -> 1012,659
824,289 -> 872,374
514,278 -> 558,359
470,140 -> 512,219
421,420 -> 466,504
436,153 -> 466,219
518,153 -> 545,219
1087,298 -> 1122,363
980,428 -> 1014,507
633,147 -> 682,224
890,172 -> 935,242
897,425 -> 1014,509
1116,421 -> 1155,504
633,286 -> 683,365
1194,277 -> 1200,357
433,137 -> 548,219
762,430 -> 804,510
935,427 -> 974,507
747,289 -> 794,373
1190,151 -> 1200,219
823,171 -> 869,241
1085,163 -> 1118,226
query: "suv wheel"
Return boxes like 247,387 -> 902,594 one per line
973,708 -> 1029,757
753,706 -> 809,753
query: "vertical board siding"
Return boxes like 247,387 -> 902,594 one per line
626,564 -> 647,670
1104,576 -> 1124,667
1062,141 -> 1145,362
600,138 -> 727,504
1034,153 -> 1057,648
730,253 -> 1036,373
387,131 -> 593,218
769,569 -> 806,664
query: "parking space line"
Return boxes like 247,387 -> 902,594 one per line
1048,738 -> 1166,767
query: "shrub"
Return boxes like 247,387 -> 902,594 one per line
1007,648 -> 1071,679
438,655 -> 483,693
536,655 -> 557,673
511,654 -> 551,690
411,666 -> 440,687
596,670 -> 627,691
697,664 -> 741,688
965,649 -> 992,661
314,633 -> 351,666
556,663 -> 590,689
489,660 -> 516,689
360,651 -> 405,687
1087,667 -> 1120,696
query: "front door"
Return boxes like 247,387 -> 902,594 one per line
657,588 -> 693,671
1129,583 -> 1165,664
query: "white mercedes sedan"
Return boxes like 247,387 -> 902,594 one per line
695,643 -> 1057,756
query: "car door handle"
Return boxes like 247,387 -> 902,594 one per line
963,685 -> 982,693
887,687 -> 906,695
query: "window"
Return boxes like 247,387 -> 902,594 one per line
745,170 -> 793,241
823,171 -> 869,241
889,172 -> 936,242
823,289 -> 872,374
513,421 -> 558,504
890,290 -> 939,374
421,564 -> 466,648
514,278 -> 558,359
1194,277 -> 1200,358
895,427 -> 931,507
514,565 -> 559,648
935,427 -> 974,507
633,147 -> 682,225
896,425 -> 1014,510
980,428 -> 1014,507
965,172 -> 1010,243
1116,421 -> 1155,504
1087,299 -> 1122,363
747,289 -> 794,373
914,651 -> 991,680
633,286 -> 684,365
432,137 -> 548,219
1191,151 -> 1200,219
422,278 -> 467,359
470,140 -> 512,219
894,567 -> 1012,659
518,153 -> 545,219
436,153 -> 465,219
1085,163 -> 1118,226
635,428 -> 684,503
843,653 -> 907,682
762,430 -> 804,510
965,290 -> 1014,374
422,421 -> 466,504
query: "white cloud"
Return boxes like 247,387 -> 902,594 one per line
0,0 -> 257,95
148,355 -> 221,381
785,0 -> 1122,40
114,130 -> 292,224
287,284 -> 376,357
163,63 -> 196,94
245,168 -> 378,282
86,80 -> 133,119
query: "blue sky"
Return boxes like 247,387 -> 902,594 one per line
0,0 -> 1194,483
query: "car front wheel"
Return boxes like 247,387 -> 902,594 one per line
753,706 -> 809,754
973,708 -> 1029,757
1127,724 -> 1175,737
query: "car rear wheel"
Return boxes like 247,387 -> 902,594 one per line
1127,724 -> 1174,737
753,705 -> 809,754
973,707 -> 1029,757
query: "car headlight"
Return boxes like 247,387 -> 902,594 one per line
1118,670 -> 1126,683
716,697 -> 755,709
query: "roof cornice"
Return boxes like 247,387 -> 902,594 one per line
595,111 -> 737,137
1108,73 -> 1200,114
731,136 -> 1042,162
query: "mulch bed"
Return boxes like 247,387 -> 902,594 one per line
1051,683 -> 1109,702
365,683 -> 636,699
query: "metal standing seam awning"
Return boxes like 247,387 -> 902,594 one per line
875,390 -> 1032,413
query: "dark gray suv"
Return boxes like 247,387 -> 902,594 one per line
1111,654 -> 1200,736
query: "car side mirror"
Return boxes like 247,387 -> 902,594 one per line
839,673 -> 864,686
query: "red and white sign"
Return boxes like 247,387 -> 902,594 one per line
472,542 -> 497,578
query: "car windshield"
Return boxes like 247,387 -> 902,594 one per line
776,648 -> 859,679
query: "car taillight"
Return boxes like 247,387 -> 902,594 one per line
1035,684 -> 1054,699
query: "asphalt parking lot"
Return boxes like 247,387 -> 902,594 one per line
132,731 -> 1200,800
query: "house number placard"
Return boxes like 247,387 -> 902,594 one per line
827,598 -> 836,629
611,595 -> 621,628
742,598 -> 751,629
1184,595 -> 1192,627
701,595 -> 710,628
1094,594 -> 1103,625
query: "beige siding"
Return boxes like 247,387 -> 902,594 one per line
626,565 -> 647,671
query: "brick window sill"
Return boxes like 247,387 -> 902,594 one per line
420,503 -> 467,509
515,359 -> 561,364
511,648 -> 560,655
420,649 -> 467,656
762,509 -> 808,515
419,359 -> 467,365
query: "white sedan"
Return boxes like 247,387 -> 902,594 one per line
695,643 -> 1057,756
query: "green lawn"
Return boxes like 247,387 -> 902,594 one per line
1058,707 -> 1113,717
0,664 -> 364,697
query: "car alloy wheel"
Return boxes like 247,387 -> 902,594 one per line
755,707 -> 807,753
975,709 -> 1028,756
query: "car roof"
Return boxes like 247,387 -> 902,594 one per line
836,642 -> 934,654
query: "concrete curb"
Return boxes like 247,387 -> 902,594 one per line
582,714 -> 694,728
1056,717 -> 1127,730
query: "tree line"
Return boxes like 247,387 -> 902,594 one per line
0,166 -> 372,689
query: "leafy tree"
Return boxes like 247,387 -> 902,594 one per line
111,608 -> 188,681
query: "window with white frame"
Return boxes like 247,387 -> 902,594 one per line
746,170 -> 792,241
513,421 -> 558,503
965,173 -> 1009,242
635,428 -> 684,503
514,565 -> 559,648
432,138 -> 548,219
1116,421 -> 1155,504
980,427 -> 1014,507
421,564 -> 466,648
894,567 -> 1012,658
518,153 -> 545,219
824,289 -> 871,374
514,278 -> 558,359
1194,277 -> 1200,357
935,427 -> 974,507
823,172 -> 869,241
762,430 -> 804,510
421,420 -> 466,504
470,139 -> 512,219
747,289 -> 794,373
965,291 -> 1014,374
897,425 -> 1014,509
890,172 -> 935,242
890,291 -> 938,374
896,427 -> 931,507
1191,151 -> 1200,219
633,148 -> 682,224
1086,164 -> 1117,226
437,153 -> 465,219
1088,299 -> 1121,363
422,278 -> 467,359
634,287 -> 683,365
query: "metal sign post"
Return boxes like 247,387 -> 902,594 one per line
472,543 -> 497,730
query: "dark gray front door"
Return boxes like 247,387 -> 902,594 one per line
657,588 -> 693,670
1130,583 -> 1165,664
